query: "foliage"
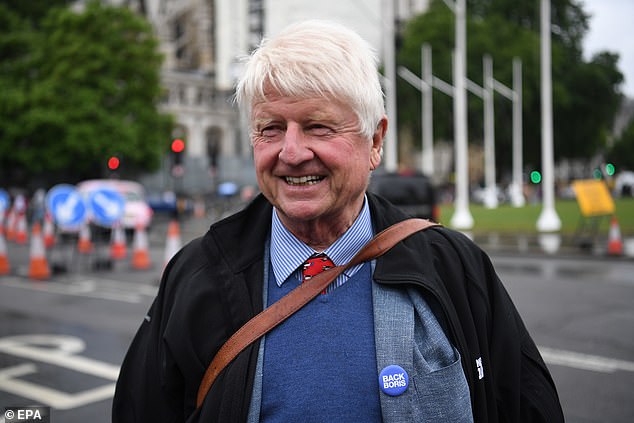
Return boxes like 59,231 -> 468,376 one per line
0,1 -> 173,188
607,118 -> 634,171
397,0 -> 623,177
1,0 -> 73,26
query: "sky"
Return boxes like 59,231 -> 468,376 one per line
581,0 -> 634,98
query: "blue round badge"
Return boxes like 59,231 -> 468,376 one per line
379,365 -> 409,396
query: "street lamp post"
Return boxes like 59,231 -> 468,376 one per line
396,45 -> 435,176
537,0 -> 561,232
383,0 -> 398,172
510,58 -> 525,207
449,0 -> 474,229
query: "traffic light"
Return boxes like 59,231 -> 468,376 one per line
530,170 -> 542,184
170,139 -> 185,177
171,139 -> 185,165
107,156 -> 120,171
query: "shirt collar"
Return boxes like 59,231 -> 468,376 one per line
270,196 -> 373,286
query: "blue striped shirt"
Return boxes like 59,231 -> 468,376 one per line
270,197 -> 373,292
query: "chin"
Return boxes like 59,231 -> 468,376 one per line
276,200 -> 328,222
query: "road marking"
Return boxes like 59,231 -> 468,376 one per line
0,334 -> 119,410
0,363 -> 115,410
0,276 -> 157,303
539,346 -> 634,373
0,332 -> 631,413
0,334 -> 119,380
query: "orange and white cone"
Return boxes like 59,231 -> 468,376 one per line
0,225 -> 10,275
607,216 -> 623,256
131,224 -> 151,270
77,223 -> 94,254
14,213 -> 28,244
194,198 -> 206,218
5,208 -> 16,241
164,220 -> 182,266
110,223 -> 127,260
43,212 -> 56,248
28,222 -> 50,280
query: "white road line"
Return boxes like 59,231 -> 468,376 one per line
0,363 -> 115,410
0,335 -> 119,380
0,335 -> 120,410
539,346 -> 634,373
0,276 -> 157,303
0,332 -> 632,412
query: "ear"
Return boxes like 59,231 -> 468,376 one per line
370,116 -> 387,170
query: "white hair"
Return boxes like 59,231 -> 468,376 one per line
235,20 -> 386,140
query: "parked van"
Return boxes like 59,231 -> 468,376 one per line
368,171 -> 439,221
76,179 -> 153,231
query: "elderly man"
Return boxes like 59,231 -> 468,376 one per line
113,20 -> 563,423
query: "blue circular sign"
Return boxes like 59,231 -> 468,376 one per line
379,365 -> 409,396
88,187 -> 125,227
46,184 -> 87,228
0,189 -> 9,213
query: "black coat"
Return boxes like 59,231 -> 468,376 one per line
112,193 -> 564,422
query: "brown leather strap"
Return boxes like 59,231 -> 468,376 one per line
196,218 -> 440,408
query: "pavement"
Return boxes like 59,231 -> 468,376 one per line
468,230 -> 634,259
2,210 -> 632,284
173,211 -> 634,259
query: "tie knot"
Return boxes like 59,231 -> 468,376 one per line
302,253 -> 334,281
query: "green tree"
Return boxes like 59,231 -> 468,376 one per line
0,1 -> 173,187
1,0 -> 73,26
396,0 -> 623,177
607,118 -> 634,172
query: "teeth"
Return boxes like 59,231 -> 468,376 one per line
285,176 -> 323,185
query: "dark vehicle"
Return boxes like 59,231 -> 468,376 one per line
368,171 -> 439,221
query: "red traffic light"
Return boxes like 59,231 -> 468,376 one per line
107,156 -> 120,170
171,139 -> 185,153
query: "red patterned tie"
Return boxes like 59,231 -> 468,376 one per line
302,253 -> 335,293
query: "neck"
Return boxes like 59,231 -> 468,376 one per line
277,203 -> 363,251
292,222 -> 351,251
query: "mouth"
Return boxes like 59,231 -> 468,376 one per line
283,175 -> 325,186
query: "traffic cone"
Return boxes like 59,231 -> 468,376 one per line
14,213 -> 28,244
0,226 -> 10,275
194,198 -> 206,218
110,223 -> 127,260
5,208 -> 16,241
131,224 -> 151,270
164,220 -> 182,266
28,222 -> 50,280
607,216 -> 623,256
77,223 -> 94,254
43,212 -> 56,248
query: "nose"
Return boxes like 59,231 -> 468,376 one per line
278,124 -> 314,165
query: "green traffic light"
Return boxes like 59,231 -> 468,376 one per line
530,171 -> 542,184
605,163 -> 615,176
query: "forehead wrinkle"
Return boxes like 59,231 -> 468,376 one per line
254,98 -> 339,121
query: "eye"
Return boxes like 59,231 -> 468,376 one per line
259,125 -> 283,138
306,124 -> 333,136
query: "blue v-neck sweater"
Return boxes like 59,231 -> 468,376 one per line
260,262 -> 382,422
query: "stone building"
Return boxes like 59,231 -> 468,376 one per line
105,0 -> 429,194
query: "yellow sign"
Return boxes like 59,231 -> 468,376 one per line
572,179 -> 615,217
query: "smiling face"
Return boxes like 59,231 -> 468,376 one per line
252,92 -> 385,245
